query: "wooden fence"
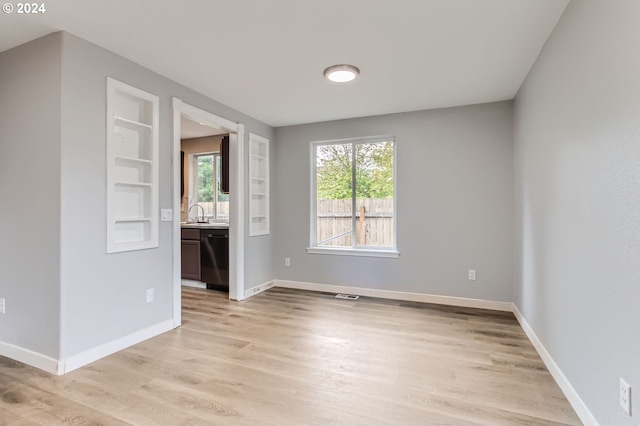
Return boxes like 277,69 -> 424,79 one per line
197,201 -> 229,220
316,198 -> 393,247
190,198 -> 393,247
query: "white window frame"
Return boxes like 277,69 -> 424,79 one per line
307,135 -> 399,258
189,151 -> 226,221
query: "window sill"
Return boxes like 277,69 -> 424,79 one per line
306,247 -> 400,259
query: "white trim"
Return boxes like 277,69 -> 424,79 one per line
106,78 -> 160,254
248,133 -> 270,236
0,319 -> 174,375
171,99 -> 245,309
62,320 -> 174,375
512,305 -> 599,426
188,151 -> 224,221
171,97 -> 183,327
181,279 -> 206,289
0,341 -> 60,375
178,101 -> 239,132
230,126 -> 246,300
309,135 -> 397,252
309,143 -> 315,247
274,279 -> 597,423
243,280 -> 275,299
311,134 -> 396,146
274,279 -> 512,311
306,247 -> 400,258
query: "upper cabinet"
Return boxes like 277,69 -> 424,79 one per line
220,135 -> 230,194
106,78 -> 159,253
249,133 -> 269,236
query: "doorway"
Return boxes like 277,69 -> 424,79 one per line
171,98 -> 245,327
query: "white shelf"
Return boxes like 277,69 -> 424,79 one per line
114,181 -> 152,188
115,155 -> 152,165
114,116 -> 153,130
106,78 -> 159,253
249,133 -> 270,236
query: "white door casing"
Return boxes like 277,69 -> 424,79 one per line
172,98 -> 245,327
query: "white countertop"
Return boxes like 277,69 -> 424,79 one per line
181,222 -> 229,229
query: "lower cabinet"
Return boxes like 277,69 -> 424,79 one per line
181,227 -> 229,291
181,228 -> 201,280
200,229 -> 229,290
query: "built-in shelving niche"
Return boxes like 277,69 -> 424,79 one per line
249,133 -> 270,236
106,78 -> 159,253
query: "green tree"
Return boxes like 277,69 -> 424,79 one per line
197,155 -> 214,202
317,141 -> 393,200
316,144 -> 352,199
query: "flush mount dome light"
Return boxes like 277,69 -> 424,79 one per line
323,64 -> 360,83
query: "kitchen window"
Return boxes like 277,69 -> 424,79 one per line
190,153 -> 229,221
308,136 -> 398,258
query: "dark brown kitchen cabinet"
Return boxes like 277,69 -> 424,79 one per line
181,228 -> 201,280
220,135 -> 229,194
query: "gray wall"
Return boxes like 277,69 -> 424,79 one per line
0,31 -> 274,361
0,34 -> 63,358
273,102 -> 513,301
57,32 -> 274,358
513,1 -> 640,424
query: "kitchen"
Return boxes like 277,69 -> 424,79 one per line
179,116 -> 230,292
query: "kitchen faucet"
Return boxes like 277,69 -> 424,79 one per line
188,203 -> 206,223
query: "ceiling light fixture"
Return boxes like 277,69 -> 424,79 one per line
323,64 -> 360,83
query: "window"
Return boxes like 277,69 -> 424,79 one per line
190,153 -> 229,221
309,136 -> 398,257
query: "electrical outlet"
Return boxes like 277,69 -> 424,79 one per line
146,288 -> 154,304
285,257 -> 291,267
468,269 -> 476,280
0,298 -> 5,314
620,378 -> 632,415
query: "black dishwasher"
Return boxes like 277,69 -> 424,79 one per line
200,229 -> 229,291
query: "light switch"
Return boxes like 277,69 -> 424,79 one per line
161,209 -> 173,221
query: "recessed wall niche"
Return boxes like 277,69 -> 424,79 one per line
106,78 -> 159,253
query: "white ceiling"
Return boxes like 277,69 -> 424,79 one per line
0,0 -> 569,127
181,116 -> 227,139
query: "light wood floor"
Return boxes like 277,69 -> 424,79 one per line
0,287 -> 581,425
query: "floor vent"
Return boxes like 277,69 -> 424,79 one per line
335,294 -> 359,300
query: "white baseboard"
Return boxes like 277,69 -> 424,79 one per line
181,279 -> 206,289
512,305 -> 599,426
274,279 -> 513,311
0,278 -> 599,426
61,319 -> 175,374
1,320 -> 176,375
243,280 -> 274,299
0,341 -> 61,374
275,279 -> 597,425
